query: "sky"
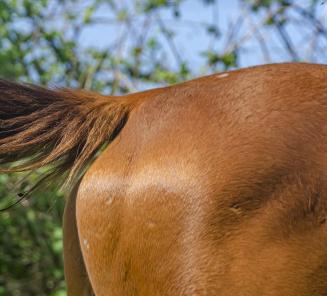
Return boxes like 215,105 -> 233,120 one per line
75,0 -> 327,74
22,0 -> 326,91
78,0 -> 261,72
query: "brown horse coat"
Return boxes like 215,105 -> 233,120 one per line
2,63 -> 327,295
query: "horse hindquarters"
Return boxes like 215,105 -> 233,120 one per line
63,185 -> 94,296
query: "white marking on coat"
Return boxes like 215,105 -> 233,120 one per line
83,238 -> 90,250
217,73 -> 229,78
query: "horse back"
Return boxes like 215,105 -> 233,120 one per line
76,63 -> 327,295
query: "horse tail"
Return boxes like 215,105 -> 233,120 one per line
0,80 -> 137,194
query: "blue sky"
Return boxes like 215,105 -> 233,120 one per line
54,0 -> 327,93
78,1 -> 248,71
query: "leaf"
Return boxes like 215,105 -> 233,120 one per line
207,25 -> 221,37
117,9 -> 128,21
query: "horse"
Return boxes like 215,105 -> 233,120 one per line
2,63 -> 327,295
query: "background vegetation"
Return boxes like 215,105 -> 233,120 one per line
1,0 -> 327,295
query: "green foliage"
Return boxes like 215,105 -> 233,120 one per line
0,174 -> 65,296
245,0 -> 291,11
202,50 -> 237,70
139,0 -> 183,12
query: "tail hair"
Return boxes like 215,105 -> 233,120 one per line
0,80 -> 134,195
